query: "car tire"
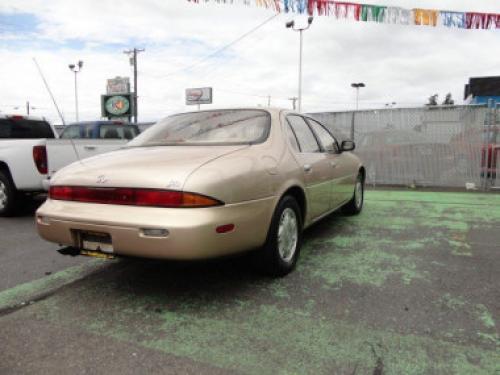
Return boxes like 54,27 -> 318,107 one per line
256,195 -> 303,277
342,173 -> 364,215
0,170 -> 17,217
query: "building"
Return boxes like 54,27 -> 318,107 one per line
464,76 -> 500,105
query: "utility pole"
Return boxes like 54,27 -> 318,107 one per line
288,97 -> 298,111
26,101 -> 30,116
124,48 -> 145,123
267,95 -> 271,107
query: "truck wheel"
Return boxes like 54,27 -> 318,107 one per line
0,171 -> 17,217
255,195 -> 303,277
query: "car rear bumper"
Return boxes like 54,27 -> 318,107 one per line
36,197 -> 276,260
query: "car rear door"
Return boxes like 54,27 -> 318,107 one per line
305,117 -> 355,207
286,115 -> 333,220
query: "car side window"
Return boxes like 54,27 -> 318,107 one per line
306,118 -> 338,153
60,125 -> 80,139
287,116 -> 320,153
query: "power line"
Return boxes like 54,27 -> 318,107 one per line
217,88 -> 271,99
162,13 -> 279,77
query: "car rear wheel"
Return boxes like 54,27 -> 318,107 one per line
256,195 -> 303,277
342,173 -> 364,215
0,171 -> 17,217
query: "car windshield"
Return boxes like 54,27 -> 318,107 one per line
128,109 -> 270,147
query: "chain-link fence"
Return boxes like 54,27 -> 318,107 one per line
311,104 -> 499,190
483,107 -> 500,190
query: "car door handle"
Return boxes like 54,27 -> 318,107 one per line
330,161 -> 338,168
303,164 -> 312,173
84,146 -> 96,150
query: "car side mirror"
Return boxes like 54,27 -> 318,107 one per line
341,140 -> 355,152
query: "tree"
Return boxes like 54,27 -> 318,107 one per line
443,93 -> 455,105
427,94 -> 438,106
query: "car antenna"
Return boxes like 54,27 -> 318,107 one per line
33,57 -> 84,165
32,58 -> 66,125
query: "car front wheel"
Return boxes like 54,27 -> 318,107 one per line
256,195 -> 303,277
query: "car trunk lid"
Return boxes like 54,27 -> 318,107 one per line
50,145 -> 249,190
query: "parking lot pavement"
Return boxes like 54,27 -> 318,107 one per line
0,190 -> 499,374
0,198 -> 89,292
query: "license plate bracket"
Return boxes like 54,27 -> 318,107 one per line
78,231 -> 114,254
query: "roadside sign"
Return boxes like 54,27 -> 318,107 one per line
186,87 -> 213,105
101,94 -> 134,118
107,77 -> 130,95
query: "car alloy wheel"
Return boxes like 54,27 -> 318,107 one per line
256,195 -> 303,277
277,207 -> 298,263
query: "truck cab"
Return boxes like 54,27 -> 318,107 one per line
0,115 -> 58,216
59,121 -> 140,140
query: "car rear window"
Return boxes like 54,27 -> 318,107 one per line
0,118 -> 55,139
128,109 -> 271,146
60,125 -> 81,139
60,124 -> 140,139
99,125 -> 140,140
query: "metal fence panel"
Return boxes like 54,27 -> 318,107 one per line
311,105 -> 490,189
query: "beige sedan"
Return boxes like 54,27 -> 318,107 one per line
36,108 -> 364,276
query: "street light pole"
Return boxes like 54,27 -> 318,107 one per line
351,82 -> 365,111
350,82 -> 365,140
68,60 -> 83,122
286,17 -> 313,113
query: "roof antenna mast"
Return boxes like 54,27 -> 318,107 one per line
33,57 -> 66,125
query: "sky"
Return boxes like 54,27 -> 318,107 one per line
0,0 -> 499,124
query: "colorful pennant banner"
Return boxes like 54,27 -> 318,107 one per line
188,0 -> 500,30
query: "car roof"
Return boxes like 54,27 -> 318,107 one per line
159,107 -> 298,118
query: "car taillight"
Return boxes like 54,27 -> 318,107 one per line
33,145 -> 48,174
49,186 -> 223,208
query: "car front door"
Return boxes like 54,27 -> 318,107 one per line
305,117 -> 356,207
286,115 -> 333,221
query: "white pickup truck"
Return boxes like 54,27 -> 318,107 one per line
0,115 -> 135,216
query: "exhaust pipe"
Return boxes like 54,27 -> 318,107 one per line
57,247 -> 81,257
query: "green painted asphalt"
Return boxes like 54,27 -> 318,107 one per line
0,259 -> 105,311
1,190 -> 499,374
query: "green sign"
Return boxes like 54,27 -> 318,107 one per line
101,94 -> 133,118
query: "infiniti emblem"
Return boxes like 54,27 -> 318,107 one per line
96,175 -> 108,184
